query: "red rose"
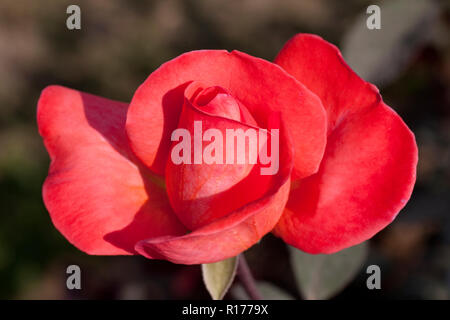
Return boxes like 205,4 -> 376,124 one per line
37,34 -> 417,264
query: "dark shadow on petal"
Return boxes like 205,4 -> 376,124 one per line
80,91 -> 133,160
103,165 -> 188,253
148,81 -> 192,174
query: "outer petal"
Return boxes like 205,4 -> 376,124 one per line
136,118 -> 294,264
38,86 -> 187,255
126,50 -> 326,179
274,34 -> 380,132
274,34 -> 418,253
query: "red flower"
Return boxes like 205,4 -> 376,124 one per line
37,34 -> 417,264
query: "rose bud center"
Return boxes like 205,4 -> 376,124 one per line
165,83 -> 273,230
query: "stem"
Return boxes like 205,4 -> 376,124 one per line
237,254 -> 262,300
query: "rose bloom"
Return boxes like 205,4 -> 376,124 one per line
37,34 -> 417,264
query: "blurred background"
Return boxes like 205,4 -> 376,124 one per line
0,0 -> 448,299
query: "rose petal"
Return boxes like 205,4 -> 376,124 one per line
166,89 -> 284,229
193,86 -> 242,122
136,117 -> 294,264
126,50 -> 327,179
38,86 -> 187,255
273,34 -> 418,253
274,34 -> 380,132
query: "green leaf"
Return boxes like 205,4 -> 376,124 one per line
258,281 -> 295,300
342,0 -> 440,86
202,256 -> 238,300
289,242 -> 368,300
231,281 -> 295,300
